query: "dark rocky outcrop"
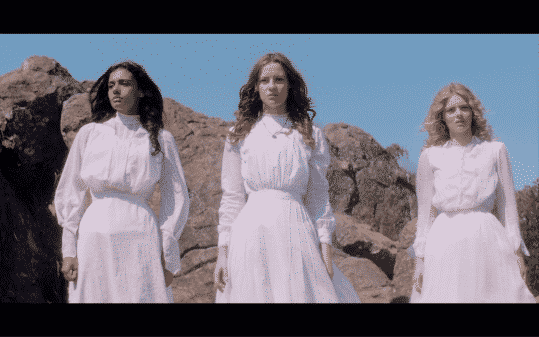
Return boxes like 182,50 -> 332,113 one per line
0,55 -> 84,303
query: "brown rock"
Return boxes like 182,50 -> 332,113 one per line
324,123 -> 416,242
391,218 -> 418,299
60,93 -> 93,149
332,247 -> 391,302
0,56 -> 85,302
333,211 -> 398,280
327,160 -> 356,214
398,217 -> 417,250
171,247 -> 218,303
171,261 -> 217,303
80,80 -> 96,92
391,249 -> 416,299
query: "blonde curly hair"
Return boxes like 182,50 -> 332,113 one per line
422,82 -> 496,149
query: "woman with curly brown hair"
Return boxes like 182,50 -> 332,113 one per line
213,53 -> 360,303
410,82 -> 534,303
55,61 -> 190,303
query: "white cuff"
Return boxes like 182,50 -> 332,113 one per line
162,234 -> 182,275
218,230 -> 231,248
317,228 -> 332,245
412,238 -> 427,259
61,228 -> 77,258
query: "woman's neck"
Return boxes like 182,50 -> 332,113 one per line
262,104 -> 287,116
449,131 -> 473,147
117,110 -> 139,117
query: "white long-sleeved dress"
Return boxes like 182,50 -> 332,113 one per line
410,136 -> 535,303
215,114 -> 360,303
55,112 -> 190,303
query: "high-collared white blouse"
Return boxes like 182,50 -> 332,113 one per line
217,114 -> 336,247
413,136 -> 529,259
55,112 -> 190,275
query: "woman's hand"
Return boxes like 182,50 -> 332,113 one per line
161,252 -> 174,287
412,257 -> 424,294
164,269 -> 174,287
320,243 -> 334,280
214,246 -> 229,293
61,257 -> 78,282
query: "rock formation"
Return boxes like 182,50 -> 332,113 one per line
324,123 -> 416,242
391,217 -> 417,300
333,212 -> 398,280
0,55 -> 85,302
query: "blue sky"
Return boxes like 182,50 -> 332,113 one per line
1,34 -> 537,190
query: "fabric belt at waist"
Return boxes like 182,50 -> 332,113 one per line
92,191 -> 148,206
442,203 -> 493,215
248,189 -> 302,202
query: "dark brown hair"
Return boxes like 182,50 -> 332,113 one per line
89,60 -> 164,156
228,53 -> 316,150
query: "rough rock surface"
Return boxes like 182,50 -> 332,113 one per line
324,123 -> 416,242
60,93 -> 93,149
0,55 -> 84,302
391,218 -> 417,300
332,247 -> 393,303
333,212 -> 398,280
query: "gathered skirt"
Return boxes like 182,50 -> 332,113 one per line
411,210 -> 535,303
68,192 -> 173,303
215,189 -> 360,303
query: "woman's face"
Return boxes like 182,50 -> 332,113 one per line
258,62 -> 288,111
444,95 -> 473,137
108,68 -> 143,115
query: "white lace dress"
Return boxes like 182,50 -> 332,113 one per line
55,112 -> 190,303
411,136 -> 535,303
215,114 -> 360,303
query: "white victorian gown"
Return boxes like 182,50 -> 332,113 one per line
55,112 -> 190,303
215,114 -> 360,303
410,136 -> 535,303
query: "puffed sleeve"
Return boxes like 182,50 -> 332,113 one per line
303,127 -> 336,245
495,142 -> 530,256
54,123 -> 94,259
412,147 -> 437,259
217,129 -> 247,247
158,130 -> 191,275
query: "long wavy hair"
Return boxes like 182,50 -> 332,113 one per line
228,52 -> 317,150
89,61 -> 164,156
422,82 -> 495,149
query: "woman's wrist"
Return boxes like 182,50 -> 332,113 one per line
219,245 -> 229,259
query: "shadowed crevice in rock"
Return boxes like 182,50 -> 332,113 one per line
343,242 -> 396,281
390,295 -> 410,303
181,256 -> 218,276
180,244 -> 217,260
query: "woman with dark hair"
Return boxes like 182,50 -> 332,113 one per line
55,61 -> 190,303
410,82 -> 535,303
213,53 -> 360,303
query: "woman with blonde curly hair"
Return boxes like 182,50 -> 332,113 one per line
213,52 -> 360,303
410,82 -> 535,303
